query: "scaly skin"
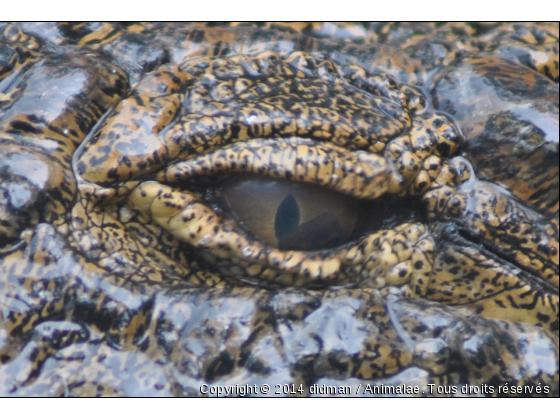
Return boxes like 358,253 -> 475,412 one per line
0,22 -> 558,397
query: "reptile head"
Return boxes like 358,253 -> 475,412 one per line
0,22 -> 558,396
67,51 -> 558,330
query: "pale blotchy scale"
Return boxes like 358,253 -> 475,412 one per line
0,22 -> 558,396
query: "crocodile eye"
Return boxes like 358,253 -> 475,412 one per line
219,175 -> 358,251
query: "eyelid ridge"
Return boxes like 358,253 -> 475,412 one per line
157,137 -> 404,200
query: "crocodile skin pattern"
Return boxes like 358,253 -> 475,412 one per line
0,22 -> 558,397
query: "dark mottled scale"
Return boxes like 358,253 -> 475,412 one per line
430,55 -> 559,215
0,46 -> 129,244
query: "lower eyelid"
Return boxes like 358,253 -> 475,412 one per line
127,180 -> 348,285
127,178 -> 425,287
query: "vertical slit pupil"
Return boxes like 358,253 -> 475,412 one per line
275,194 -> 300,240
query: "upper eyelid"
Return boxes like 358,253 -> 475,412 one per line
157,137 -> 398,200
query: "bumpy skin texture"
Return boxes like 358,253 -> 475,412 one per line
0,22 -> 558,397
